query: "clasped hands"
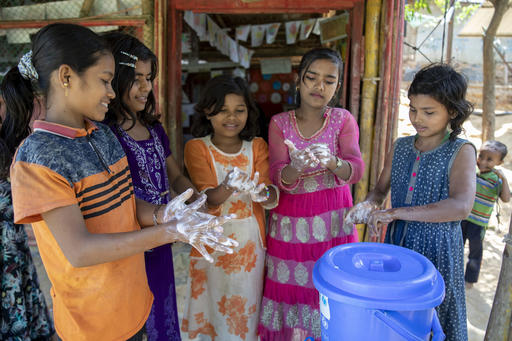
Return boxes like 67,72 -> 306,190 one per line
284,139 -> 337,173
222,167 -> 269,203
344,201 -> 397,236
156,188 -> 239,263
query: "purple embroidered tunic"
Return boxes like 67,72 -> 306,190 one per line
110,122 -> 181,341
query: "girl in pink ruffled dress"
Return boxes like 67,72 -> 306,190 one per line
258,48 -> 364,341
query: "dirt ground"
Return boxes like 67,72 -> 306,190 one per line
28,94 -> 512,341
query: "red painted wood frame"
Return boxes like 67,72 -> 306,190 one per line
166,0 -> 364,165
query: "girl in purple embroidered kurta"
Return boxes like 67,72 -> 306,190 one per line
258,48 -> 364,341
103,33 -> 200,341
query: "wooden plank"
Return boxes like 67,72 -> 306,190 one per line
80,0 -> 95,18
0,17 -> 147,29
174,0 -> 358,12
349,1 -> 364,121
166,3 -> 184,167
154,0 -> 167,126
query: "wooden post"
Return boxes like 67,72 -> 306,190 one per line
154,0 -> 167,124
80,0 -> 95,17
370,0 -> 393,191
349,1 -> 364,121
485,219 -> 512,340
166,2 -> 183,166
354,0 -> 382,204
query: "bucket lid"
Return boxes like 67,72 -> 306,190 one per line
312,243 -> 445,310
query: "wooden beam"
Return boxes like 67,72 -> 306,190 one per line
174,0 -> 357,12
349,1 -> 364,121
80,0 -> 95,18
166,4 -> 184,167
0,17 -> 148,29
196,46 -> 316,60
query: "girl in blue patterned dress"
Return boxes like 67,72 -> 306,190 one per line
346,64 -> 476,341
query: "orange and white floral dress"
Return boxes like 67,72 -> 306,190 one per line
181,136 -> 277,341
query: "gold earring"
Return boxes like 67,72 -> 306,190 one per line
63,82 -> 69,97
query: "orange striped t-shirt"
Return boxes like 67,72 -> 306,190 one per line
11,120 -> 152,341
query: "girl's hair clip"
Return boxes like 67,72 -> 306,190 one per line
119,62 -> 136,68
120,51 -> 138,61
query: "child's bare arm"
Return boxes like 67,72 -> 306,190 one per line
366,144 -> 394,206
345,144 -> 394,226
42,204 -> 175,267
367,143 -> 476,229
494,169 -> 511,202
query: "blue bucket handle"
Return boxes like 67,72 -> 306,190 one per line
431,310 -> 445,341
374,310 -> 445,341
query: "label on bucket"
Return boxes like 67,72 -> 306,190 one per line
319,293 -> 330,320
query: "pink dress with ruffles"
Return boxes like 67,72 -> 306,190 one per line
258,107 -> 364,341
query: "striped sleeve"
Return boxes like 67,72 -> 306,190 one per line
11,161 -> 77,224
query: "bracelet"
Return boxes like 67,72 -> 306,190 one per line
281,177 -> 293,185
152,205 -> 161,226
222,182 -> 234,192
264,186 -> 271,200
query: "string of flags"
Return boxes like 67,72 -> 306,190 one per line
184,11 -> 322,69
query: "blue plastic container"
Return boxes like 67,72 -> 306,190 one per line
312,242 -> 445,341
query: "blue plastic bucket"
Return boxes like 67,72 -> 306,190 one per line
312,242 -> 445,341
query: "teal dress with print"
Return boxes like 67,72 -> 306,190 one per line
385,135 -> 472,341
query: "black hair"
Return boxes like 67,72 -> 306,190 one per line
190,75 -> 260,141
295,47 -> 343,107
481,140 -> 508,160
0,23 -> 110,160
0,138 -> 10,180
102,32 -> 158,130
408,63 -> 474,140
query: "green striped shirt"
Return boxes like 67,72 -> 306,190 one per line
467,170 -> 502,227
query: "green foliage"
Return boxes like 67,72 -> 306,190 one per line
405,0 -> 479,23
405,0 -> 431,22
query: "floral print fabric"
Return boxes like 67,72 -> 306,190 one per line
181,137 -> 265,340
0,179 -> 54,340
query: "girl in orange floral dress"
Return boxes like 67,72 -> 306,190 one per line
181,75 -> 278,341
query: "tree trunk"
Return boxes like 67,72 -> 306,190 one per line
482,0 -> 509,141
485,219 -> 512,340
446,9 -> 454,64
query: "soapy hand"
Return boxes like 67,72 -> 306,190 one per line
284,139 -> 319,172
367,209 -> 396,236
308,143 -> 334,168
248,172 -> 268,202
160,189 -> 239,263
223,167 -> 253,193
173,211 -> 239,263
344,201 -> 380,234
158,188 -> 207,222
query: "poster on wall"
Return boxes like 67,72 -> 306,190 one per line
319,13 -> 349,43
260,58 -> 292,75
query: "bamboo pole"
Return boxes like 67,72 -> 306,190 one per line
370,0 -> 393,191
354,0 -> 382,205
349,1 -> 364,121
154,0 -> 167,127
389,0 -> 404,146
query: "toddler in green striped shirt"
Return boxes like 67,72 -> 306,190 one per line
462,140 -> 510,289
